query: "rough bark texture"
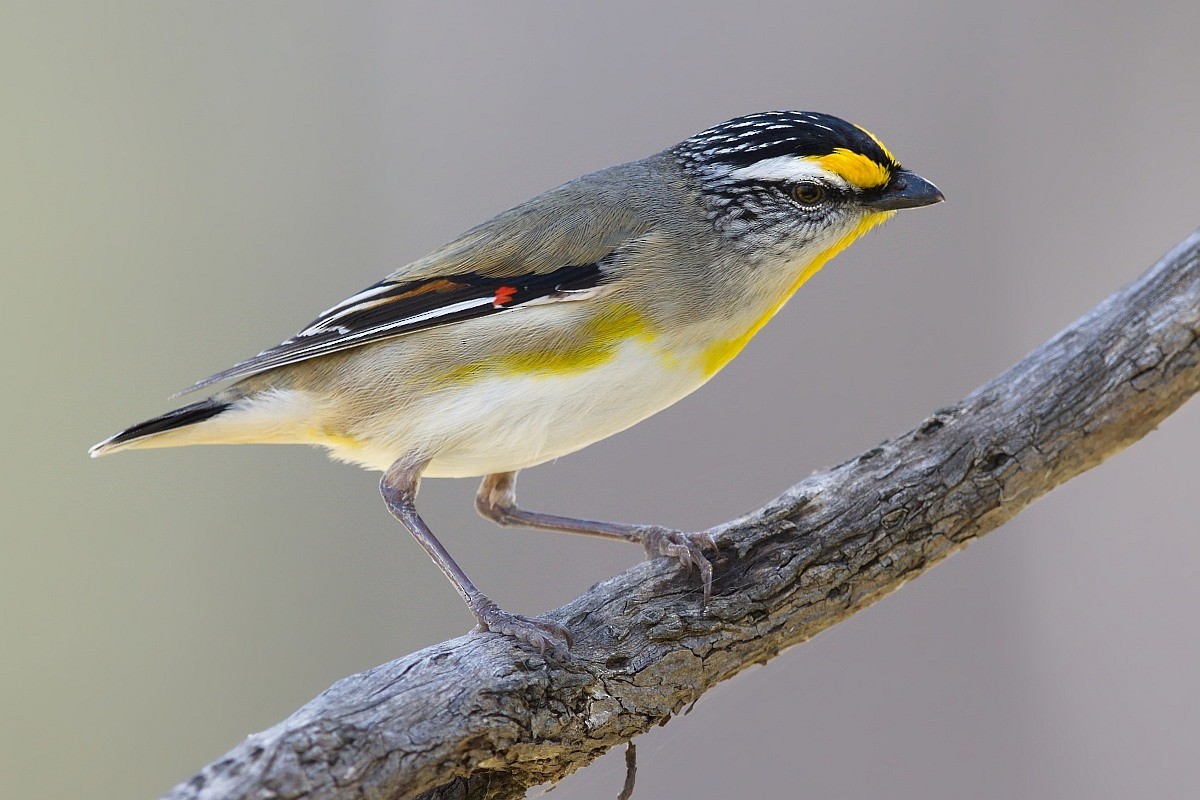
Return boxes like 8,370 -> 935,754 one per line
163,230 -> 1200,800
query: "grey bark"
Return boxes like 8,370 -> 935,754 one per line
163,229 -> 1200,800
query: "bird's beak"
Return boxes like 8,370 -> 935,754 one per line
861,170 -> 944,211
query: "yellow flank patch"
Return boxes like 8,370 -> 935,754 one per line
308,429 -> 364,450
698,211 -> 893,376
815,148 -> 892,189
437,303 -> 656,385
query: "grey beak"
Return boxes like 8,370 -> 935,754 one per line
861,170 -> 944,211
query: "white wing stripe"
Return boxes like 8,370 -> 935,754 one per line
316,282 -> 397,318
302,295 -> 397,335
280,296 -> 497,358
335,296 -> 495,342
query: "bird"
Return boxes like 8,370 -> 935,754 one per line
91,111 -> 943,652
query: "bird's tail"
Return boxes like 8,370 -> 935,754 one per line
89,398 -> 232,457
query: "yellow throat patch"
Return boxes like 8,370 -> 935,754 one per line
697,210 -> 894,376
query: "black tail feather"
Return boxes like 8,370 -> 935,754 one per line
91,398 -> 229,455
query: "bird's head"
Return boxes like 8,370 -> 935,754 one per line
675,111 -> 943,257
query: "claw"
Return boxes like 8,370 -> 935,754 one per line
638,527 -> 718,606
470,597 -> 572,654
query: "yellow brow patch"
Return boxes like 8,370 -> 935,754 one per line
815,148 -> 892,189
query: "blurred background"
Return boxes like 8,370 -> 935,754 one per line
3,2 -> 1198,798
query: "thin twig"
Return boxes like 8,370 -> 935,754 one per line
616,743 -> 637,800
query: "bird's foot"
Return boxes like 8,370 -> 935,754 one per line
470,596 -> 573,655
635,526 -> 718,604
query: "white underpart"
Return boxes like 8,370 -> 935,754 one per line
325,338 -> 704,476
727,156 -> 849,189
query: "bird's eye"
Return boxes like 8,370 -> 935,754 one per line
790,182 -> 826,206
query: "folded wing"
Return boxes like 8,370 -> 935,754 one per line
182,258 -> 615,394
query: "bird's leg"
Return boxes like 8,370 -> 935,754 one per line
475,471 -> 718,603
380,459 -> 571,653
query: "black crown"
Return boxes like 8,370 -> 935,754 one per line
676,111 -> 898,171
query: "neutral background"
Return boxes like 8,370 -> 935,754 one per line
3,3 -> 1198,799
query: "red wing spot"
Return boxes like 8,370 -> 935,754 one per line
493,285 -> 518,307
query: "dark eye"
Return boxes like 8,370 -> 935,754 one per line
790,182 -> 826,206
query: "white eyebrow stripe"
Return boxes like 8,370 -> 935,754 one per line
727,156 -> 849,189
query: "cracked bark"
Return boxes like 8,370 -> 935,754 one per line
162,230 -> 1200,800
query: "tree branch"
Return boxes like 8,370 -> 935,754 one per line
163,230 -> 1200,800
